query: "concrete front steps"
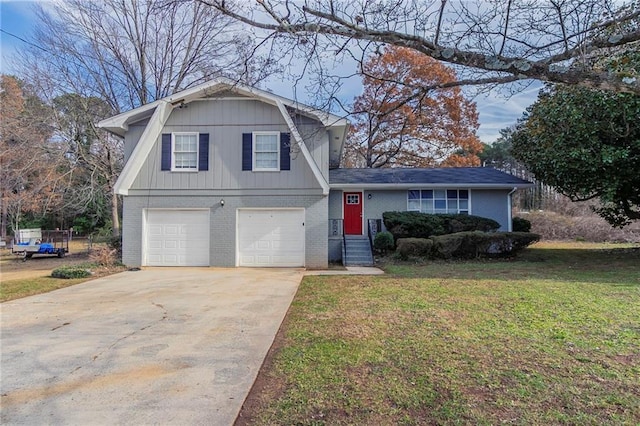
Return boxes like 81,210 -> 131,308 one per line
343,235 -> 374,266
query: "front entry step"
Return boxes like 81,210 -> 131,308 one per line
343,235 -> 374,266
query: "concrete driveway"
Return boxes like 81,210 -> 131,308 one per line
1,268 -> 303,425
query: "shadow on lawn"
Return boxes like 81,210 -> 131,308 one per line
380,246 -> 640,286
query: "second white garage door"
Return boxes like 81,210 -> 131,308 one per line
237,209 -> 305,267
144,209 -> 210,266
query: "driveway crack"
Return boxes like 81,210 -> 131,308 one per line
70,301 -> 169,374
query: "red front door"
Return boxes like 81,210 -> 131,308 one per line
344,192 -> 363,235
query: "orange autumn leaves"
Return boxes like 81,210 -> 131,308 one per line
345,46 -> 483,168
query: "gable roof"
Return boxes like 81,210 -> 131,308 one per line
329,167 -> 533,189
98,77 -> 349,196
98,77 -> 348,138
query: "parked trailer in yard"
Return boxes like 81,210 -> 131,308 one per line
12,229 -> 69,261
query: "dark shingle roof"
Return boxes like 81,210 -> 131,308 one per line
329,167 -> 532,187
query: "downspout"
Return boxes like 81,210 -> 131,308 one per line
507,187 -> 517,232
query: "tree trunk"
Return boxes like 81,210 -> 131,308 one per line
111,192 -> 120,238
1,194 -> 7,241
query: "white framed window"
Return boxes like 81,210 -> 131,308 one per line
346,194 -> 360,204
253,131 -> 280,171
172,132 -> 198,171
407,189 -> 470,214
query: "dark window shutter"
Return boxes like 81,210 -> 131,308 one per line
280,132 -> 291,171
161,133 -> 171,171
198,133 -> 209,171
242,133 -> 252,171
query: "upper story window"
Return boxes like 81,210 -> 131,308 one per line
161,132 -> 208,172
172,133 -> 198,171
253,131 -> 280,171
408,189 -> 470,214
242,132 -> 290,172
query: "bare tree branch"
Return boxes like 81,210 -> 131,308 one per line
14,0 -> 261,237
498,0 -> 512,56
434,0 -> 447,47
201,0 -> 640,94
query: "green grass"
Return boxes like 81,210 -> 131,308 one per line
245,242 -> 640,425
1,261 -> 126,302
0,275 -> 94,302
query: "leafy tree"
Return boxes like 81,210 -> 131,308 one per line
511,86 -> 640,226
206,0 -> 640,94
346,46 -> 482,168
480,127 -> 559,212
479,129 -> 517,171
0,75 -> 64,239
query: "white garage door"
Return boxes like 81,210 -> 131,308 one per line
237,209 -> 305,267
144,209 -> 210,266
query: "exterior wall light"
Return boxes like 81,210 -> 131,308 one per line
220,199 -> 225,206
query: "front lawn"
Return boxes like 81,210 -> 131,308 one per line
238,242 -> 640,425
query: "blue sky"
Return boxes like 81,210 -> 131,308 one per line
0,1 -> 38,69
0,0 -> 539,143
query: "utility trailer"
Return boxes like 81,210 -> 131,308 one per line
12,229 -> 69,261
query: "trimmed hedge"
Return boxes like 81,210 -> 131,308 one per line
396,232 -> 540,260
397,238 -> 434,260
383,211 -> 500,241
51,266 -> 92,279
512,216 -> 532,232
374,231 -> 394,253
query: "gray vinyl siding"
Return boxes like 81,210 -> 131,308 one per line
328,190 -> 343,219
329,188 -> 512,232
363,190 -> 408,231
129,99 -> 327,191
297,119 -> 330,179
470,189 -> 511,231
328,238 -> 342,262
328,190 -> 344,262
121,194 -> 328,269
123,123 -> 147,162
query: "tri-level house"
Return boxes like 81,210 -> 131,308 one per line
99,78 -> 532,269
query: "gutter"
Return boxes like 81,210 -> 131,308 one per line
507,187 -> 518,232
331,183 -> 535,190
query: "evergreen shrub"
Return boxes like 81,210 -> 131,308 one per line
396,238 -> 434,260
374,231 -> 395,253
382,211 -> 500,241
512,216 -> 532,232
51,266 -> 92,279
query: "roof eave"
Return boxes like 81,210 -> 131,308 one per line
330,183 -> 534,190
97,100 -> 161,136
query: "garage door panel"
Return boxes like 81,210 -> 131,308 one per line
148,225 -> 162,234
256,241 -> 270,250
272,255 -> 297,263
163,240 -> 177,249
145,210 -> 210,267
185,241 -> 208,250
164,225 -> 179,235
237,209 -> 305,267
148,241 -> 162,249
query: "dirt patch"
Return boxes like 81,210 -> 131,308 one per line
1,250 -> 91,281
